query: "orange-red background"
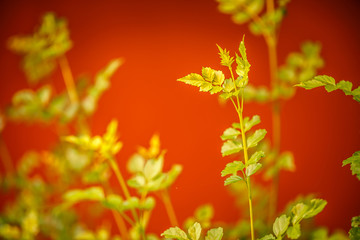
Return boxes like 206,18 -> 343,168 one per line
0,0 -> 359,236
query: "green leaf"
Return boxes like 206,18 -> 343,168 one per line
244,115 -> 261,132
205,227 -> 223,240
296,75 -> 335,89
143,157 -> 163,180
286,224 -> 301,239
247,151 -> 265,165
351,216 -> 360,228
160,164 -> 183,189
213,71 -> 225,86
217,44 -> 234,67
291,203 -> 309,225
161,227 -> 188,240
258,234 -> 275,240
342,151 -> 360,180
326,80 -> 353,95
178,73 -> 206,88
224,175 -> 243,186
221,140 -> 243,157
304,199 -> 327,218
247,129 -> 267,148
63,186 -> 105,204
188,222 -> 201,240
350,217 -> 360,240
235,36 -> 251,80
278,152 -> 295,172
195,205 -> 214,222
273,215 -> 290,238
221,161 -> 245,177
220,127 -> 241,140
127,154 -> 145,174
246,163 -> 262,177
127,175 -> 146,188
352,86 -> 360,102
102,194 -> 123,210
222,78 -> 235,93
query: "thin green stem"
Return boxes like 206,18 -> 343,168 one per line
58,55 -> 79,104
228,65 -> 255,240
111,210 -> 130,239
160,189 -> 179,227
236,94 -> 255,240
108,157 -> 139,224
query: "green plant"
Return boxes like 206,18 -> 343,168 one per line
0,2 -> 358,240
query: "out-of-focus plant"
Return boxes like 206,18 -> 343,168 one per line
0,12 -> 182,240
297,75 -> 360,239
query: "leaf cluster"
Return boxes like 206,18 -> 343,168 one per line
127,134 -> 182,193
6,59 -> 121,124
221,115 -> 266,185
296,75 -> 360,103
178,37 -> 250,100
259,199 -> 327,240
8,13 -> 72,83
217,0 -> 291,36
161,222 -> 223,240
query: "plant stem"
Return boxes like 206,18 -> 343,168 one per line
236,97 -> 255,240
112,210 -> 129,239
229,66 -> 255,240
265,0 -> 282,221
58,55 -> 79,104
108,157 -> 140,224
160,189 -> 179,226
0,133 -> 14,174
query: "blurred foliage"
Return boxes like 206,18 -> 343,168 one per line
8,13 -> 72,83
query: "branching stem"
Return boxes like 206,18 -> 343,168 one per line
108,157 -> 140,224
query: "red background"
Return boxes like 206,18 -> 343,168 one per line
0,0 -> 359,236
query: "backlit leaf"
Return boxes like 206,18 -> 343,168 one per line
247,151 -> 265,165
247,129 -> 267,148
273,215 -> 290,237
161,227 -> 188,240
342,151 -> 360,180
304,199 -> 327,218
296,75 -> 335,89
188,222 -> 201,240
245,163 -> 262,177
286,224 -> 301,239
221,127 -> 240,140
217,44 -> 234,67
224,175 -> 243,186
221,161 -> 244,177
205,227 -> 223,240
221,140 -> 243,157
